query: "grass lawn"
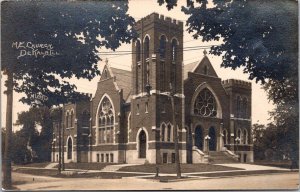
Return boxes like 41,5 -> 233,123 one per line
14,168 -> 148,178
15,168 -> 59,177
14,162 -> 51,168
54,162 -> 116,170
119,163 -> 243,173
62,172 -> 149,178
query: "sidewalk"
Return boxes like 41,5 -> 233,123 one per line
215,163 -> 291,171
13,162 -> 295,180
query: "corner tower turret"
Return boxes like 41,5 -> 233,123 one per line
128,13 -> 185,164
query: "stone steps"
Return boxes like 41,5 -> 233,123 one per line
208,151 -> 238,164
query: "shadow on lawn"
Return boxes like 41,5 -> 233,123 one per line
119,163 -> 243,173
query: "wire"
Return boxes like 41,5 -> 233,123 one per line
98,45 -> 218,55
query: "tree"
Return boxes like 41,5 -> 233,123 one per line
159,0 -> 298,83
14,107 -> 57,163
1,1 -> 135,188
11,130 -> 33,164
158,0 -> 298,167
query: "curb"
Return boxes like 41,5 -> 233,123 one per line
156,171 -> 296,183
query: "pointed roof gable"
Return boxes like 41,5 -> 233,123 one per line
99,64 -> 113,81
99,63 -> 132,103
184,56 -> 218,79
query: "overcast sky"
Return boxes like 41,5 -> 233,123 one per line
1,0 -> 274,131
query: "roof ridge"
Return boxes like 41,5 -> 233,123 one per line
110,66 -> 131,72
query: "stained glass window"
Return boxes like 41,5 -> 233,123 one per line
194,88 -> 217,117
98,97 -> 114,144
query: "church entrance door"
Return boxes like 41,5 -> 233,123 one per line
195,126 -> 203,150
139,130 -> 146,158
209,127 -> 216,151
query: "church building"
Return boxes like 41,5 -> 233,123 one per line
52,13 -> 253,165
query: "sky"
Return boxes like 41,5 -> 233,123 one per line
1,0 -> 274,131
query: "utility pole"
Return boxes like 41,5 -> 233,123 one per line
170,83 -> 181,178
62,116 -> 65,171
3,70 -> 13,189
58,121 -> 62,174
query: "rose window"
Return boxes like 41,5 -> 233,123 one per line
194,88 -> 217,117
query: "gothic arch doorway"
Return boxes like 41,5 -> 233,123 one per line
67,137 -> 72,159
195,126 -> 203,150
209,127 -> 216,151
138,130 -> 146,158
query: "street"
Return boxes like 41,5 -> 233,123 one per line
13,172 -> 299,190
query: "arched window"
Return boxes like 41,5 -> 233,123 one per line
159,35 -> 166,59
171,39 -> 177,62
242,97 -> 248,118
194,88 -> 217,117
243,129 -> 248,144
160,61 -> 165,91
139,130 -> 147,158
136,40 -> 141,94
144,36 -> 150,59
161,124 -> 166,141
70,110 -> 74,127
136,40 -> 141,62
67,137 -> 72,159
146,61 -> 150,84
66,112 -> 69,128
236,96 -> 241,118
98,97 -> 114,144
167,124 -> 172,142
82,110 -> 90,128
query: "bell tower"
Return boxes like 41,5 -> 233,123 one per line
128,13 -> 186,164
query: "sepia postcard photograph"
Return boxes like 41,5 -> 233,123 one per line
1,0 -> 299,191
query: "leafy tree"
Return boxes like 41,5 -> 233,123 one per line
11,130 -> 33,164
158,0 -> 298,167
14,107 -> 58,162
159,0 -> 298,83
264,91 -> 299,167
253,122 -> 296,162
1,1 -> 135,188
